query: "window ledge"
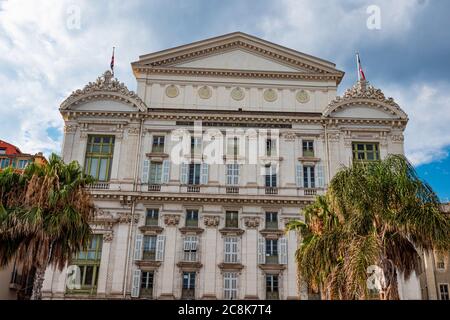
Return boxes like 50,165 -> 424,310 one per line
176,261 -> 203,271
258,264 -> 286,272
135,260 -> 162,269
146,152 -> 169,159
179,227 -> 204,235
219,228 -> 245,236
139,226 -> 164,235
260,229 -> 285,238
297,157 -> 321,163
218,263 -> 244,271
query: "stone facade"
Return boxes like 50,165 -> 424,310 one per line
41,32 -> 418,300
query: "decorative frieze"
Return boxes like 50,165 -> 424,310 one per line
117,212 -> 139,224
163,214 -> 181,226
244,217 -> 260,229
203,215 -> 220,227
103,232 -> 114,242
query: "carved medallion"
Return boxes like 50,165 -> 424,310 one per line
244,217 -> 260,229
165,85 -> 179,98
264,89 -> 278,102
296,90 -> 310,104
203,215 -> 220,227
231,87 -> 245,101
198,86 -> 212,99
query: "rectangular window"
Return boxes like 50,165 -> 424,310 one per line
84,135 -> 115,181
191,137 -> 202,156
265,239 -> 278,264
303,140 -> 314,157
437,261 -> 445,270
188,163 -> 201,185
183,236 -> 198,262
69,234 -> 103,294
0,148 -> 6,155
17,159 -> 29,169
227,137 -> 239,156
225,211 -> 239,228
352,142 -> 380,161
265,165 -> 277,187
186,210 -> 199,227
149,162 -> 162,185
182,272 -> 196,300
152,136 -> 165,153
266,139 -> 277,156
140,271 -> 154,299
145,209 -> 159,226
303,166 -> 315,188
224,272 -> 238,300
265,212 -> 278,230
226,164 -> 240,185
143,235 -> 157,261
224,237 -> 239,263
266,274 -> 279,300
439,284 -> 449,300
0,158 -> 10,168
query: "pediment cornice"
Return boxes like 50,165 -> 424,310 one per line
60,70 -> 147,112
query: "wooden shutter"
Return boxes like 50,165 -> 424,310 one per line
155,235 -> 165,261
279,237 -> 288,265
142,159 -> 150,184
200,163 -> 209,184
258,236 -> 266,264
162,160 -> 170,183
134,234 -> 143,261
296,163 -> 303,188
317,163 -> 324,188
180,163 -> 188,184
131,269 -> 141,298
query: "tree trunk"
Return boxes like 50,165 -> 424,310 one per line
380,258 -> 400,300
30,266 -> 46,300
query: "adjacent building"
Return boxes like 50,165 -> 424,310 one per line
40,32 -> 418,300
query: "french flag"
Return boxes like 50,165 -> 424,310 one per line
356,53 -> 366,81
110,47 -> 115,75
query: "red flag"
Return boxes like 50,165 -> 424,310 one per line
357,53 -> 366,81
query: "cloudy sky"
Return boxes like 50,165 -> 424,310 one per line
0,0 -> 449,200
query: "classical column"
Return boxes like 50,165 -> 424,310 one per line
160,214 -> 180,299
202,215 -> 220,298
243,217 -> 260,299
96,232 -> 113,297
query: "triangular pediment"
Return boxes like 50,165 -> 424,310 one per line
132,32 -> 344,82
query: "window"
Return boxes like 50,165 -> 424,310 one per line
266,139 -> 277,156
183,236 -> 198,262
303,140 -> 314,157
140,271 -> 154,299
265,212 -> 278,230
0,158 -> 10,168
265,239 -> 278,264
227,137 -> 239,156
226,164 -> 240,185
224,272 -> 238,299
224,237 -> 239,263
149,162 -> 162,185
69,234 -> 103,293
191,137 -> 202,156
186,210 -> 199,227
143,235 -> 157,261
152,136 -> 165,153
182,272 -> 196,299
188,163 -> 201,185
303,166 -> 315,188
17,159 -> 29,169
265,164 -> 277,187
439,284 -> 449,300
84,135 -> 115,181
0,148 -> 6,155
225,211 -> 239,228
145,209 -> 159,226
352,142 -> 380,161
266,274 -> 279,300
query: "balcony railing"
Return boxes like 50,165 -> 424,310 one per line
185,219 -> 199,228
145,218 -> 159,227
302,150 -> 315,158
187,186 -> 200,193
265,187 -> 278,195
182,251 -> 199,262
151,145 -> 165,153
304,188 -> 317,196
226,186 -> 239,194
148,184 -> 161,192
88,182 -> 110,190
266,255 -> 279,264
142,251 -> 156,261
265,221 -> 278,230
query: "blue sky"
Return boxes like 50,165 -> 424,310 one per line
0,0 -> 449,200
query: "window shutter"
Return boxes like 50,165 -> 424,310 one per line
317,164 -> 324,188
191,236 -> 198,250
184,236 -> 191,251
258,236 -> 266,264
180,163 -> 188,184
134,234 -> 143,261
235,237 -> 240,263
142,160 -> 150,184
162,160 -> 170,184
200,163 -> 209,184
224,237 -> 231,263
279,237 -> 288,265
155,235 -> 165,261
131,269 -> 141,298
296,163 -> 303,188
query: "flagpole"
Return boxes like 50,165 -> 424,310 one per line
356,52 -> 360,81
111,46 -> 115,77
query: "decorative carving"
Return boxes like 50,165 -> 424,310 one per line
165,85 -> 179,98
391,134 -> 404,142
244,217 -> 260,229
103,232 -> 114,242
127,127 -> 140,135
198,86 -> 212,99
117,212 -> 139,224
282,132 -> 297,141
203,215 -> 220,227
296,90 -> 310,103
231,87 -> 245,101
60,70 -> 147,111
163,214 -> 180,226
324,80 -> 408,119
263,89 -> 278,102
64,124 -> 77,133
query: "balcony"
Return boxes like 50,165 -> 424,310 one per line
304,188 -> 317,196
151,145 -> 165,153
187,185 -> 200,193
265,187 -> 278,195
226,186 -> 239,194
266,255 -> 279,264
148,184 -> 161,192
88,182 -> 110,190
302,150 -> 315,158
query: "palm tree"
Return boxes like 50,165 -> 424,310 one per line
287,155 -> 450,300
0,154 -> 95,300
